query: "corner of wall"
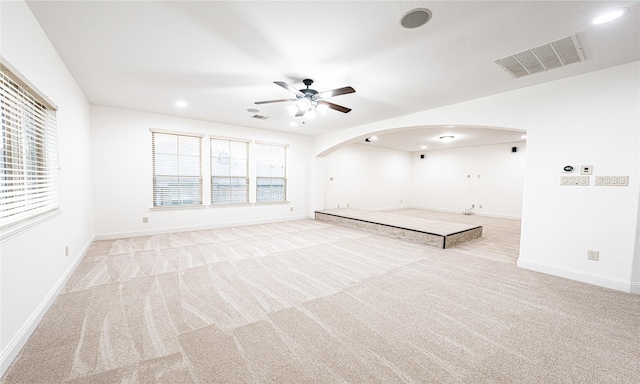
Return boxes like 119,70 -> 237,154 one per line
0,235 -> 94,377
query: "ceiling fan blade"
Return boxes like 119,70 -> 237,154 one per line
274,81 -> 304,96
317,86 -> 355,99
254,98 -> 297,105
319,100 -> 352,113
295,109 -> 305,117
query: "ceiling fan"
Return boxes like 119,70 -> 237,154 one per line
255,79 -> 355,117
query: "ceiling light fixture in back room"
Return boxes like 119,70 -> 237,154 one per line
255,79 -> 355,119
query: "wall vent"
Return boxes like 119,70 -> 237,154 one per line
251,114 -> 269,120
495,34 -> 585,79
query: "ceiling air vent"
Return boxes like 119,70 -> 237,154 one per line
495,34 -> 585,79
251,114 -> 269,120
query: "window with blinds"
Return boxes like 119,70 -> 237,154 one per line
211,138 -> 249,204
1,64 -> 60,229
255,142 -> 287,202
151,131 -> 202,207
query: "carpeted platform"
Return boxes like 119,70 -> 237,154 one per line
315,208 -> 482,248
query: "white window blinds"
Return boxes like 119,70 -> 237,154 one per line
211,138 -> 248,204
152,131 -> 202,207
0,67 -> 59,229
255,143 -> 286,202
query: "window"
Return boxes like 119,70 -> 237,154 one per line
211,138 -> 249,204
1,63 -> 59,229
255,142 -> 287,202
151,130 -> 202,207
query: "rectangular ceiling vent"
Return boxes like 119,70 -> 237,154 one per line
251,114 -> 269,120
495,34 -> 585,79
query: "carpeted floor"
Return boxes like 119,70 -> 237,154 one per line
2,209 -> 639,383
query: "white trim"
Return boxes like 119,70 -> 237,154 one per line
94,214 -> 311,240
631,281 -> 640,295
517,258 -> 636,294
254,140 -> 290,147
0,235 -> 95,377
150,204 -> 207,211
408,205 -> 522,220
0,209 -> 63,243
0,56 -> 57,110
149,127 -> 204,138
210,135 -> 251,143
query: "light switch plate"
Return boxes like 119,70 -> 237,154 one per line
580,165 -> 593,175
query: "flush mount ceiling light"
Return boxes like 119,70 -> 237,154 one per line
591,8 -> 629,25
400,8 -> 432,29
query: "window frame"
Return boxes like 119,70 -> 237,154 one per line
255,141 -> 288,203
150,129 -> 204,208
210,136 -> 250,205
0,59 -> 60,233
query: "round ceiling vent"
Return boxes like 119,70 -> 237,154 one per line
400,8 -> 432,29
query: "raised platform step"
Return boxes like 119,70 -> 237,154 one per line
315,208 -> 482,249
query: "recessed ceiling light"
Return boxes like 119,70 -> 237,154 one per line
401,8 -> 432,29
591,8 -> 629,25
421,145 -> 427,149
521,135 -> 528,139
175,100 -> 187,108
290,122 -> 298,127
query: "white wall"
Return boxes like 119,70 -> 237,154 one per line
90,105 -> 313,238
411,142 -> 526,218
313,62 -> 640,293
0,1 -> 94,374
323,144 -> 412,210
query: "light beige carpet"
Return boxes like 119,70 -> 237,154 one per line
2,209 -> 639,383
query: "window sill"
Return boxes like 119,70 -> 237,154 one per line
254,200 -> 290,206
150,204 -> 207,211
209,202 -> 253,208
0,209 -> 63,243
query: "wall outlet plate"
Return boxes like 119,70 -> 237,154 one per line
595,176 -> 629,186
587,250 -> 599,261
560,175 -> 589,186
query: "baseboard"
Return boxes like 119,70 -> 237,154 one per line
517,258 -> 636,294
94,214 -> 313,240
0,235 -> 95,377
408,205 -> 522,220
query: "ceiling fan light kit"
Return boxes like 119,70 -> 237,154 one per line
255,79 -> 355,119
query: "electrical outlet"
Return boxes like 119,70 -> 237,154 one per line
587,250 -> 599,261
142,217 -> 149,223
560,175 -> 589,186
479,204 -> 483,209
289,207 -> 293,212
595,176 -> 629,186
65,245 -> 69,257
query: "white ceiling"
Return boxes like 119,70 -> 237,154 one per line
26,1 -> 639,152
